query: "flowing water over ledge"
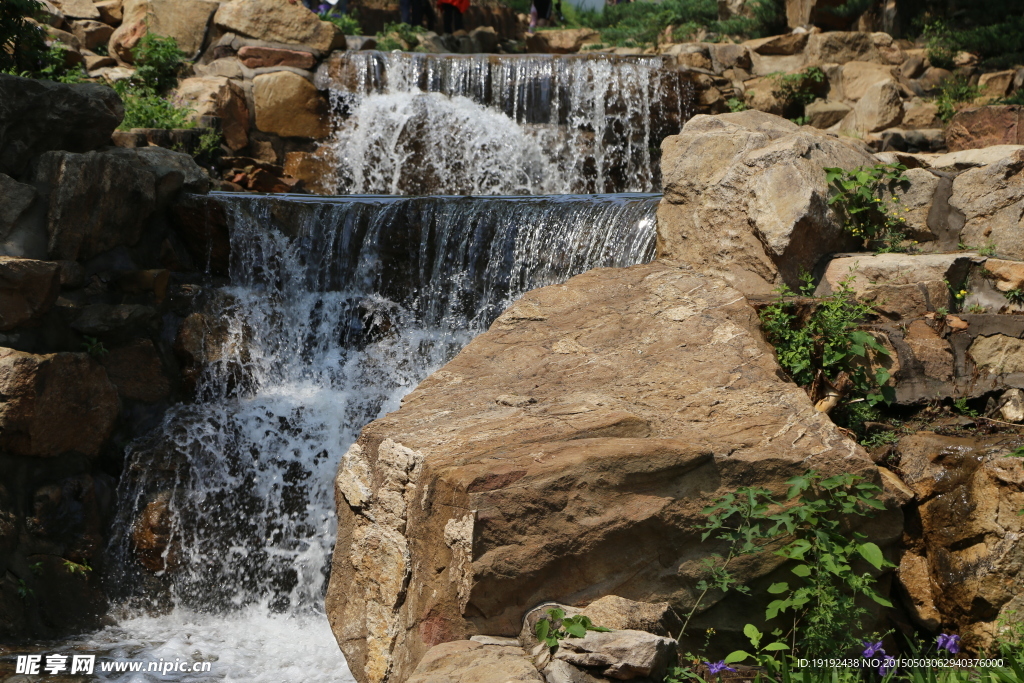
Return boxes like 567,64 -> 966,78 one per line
315,52 -> 694,195
27,193 -> 658,681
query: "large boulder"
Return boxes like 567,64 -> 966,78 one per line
407,641 -> 542,683
0,174 -> 45,258
109,0 -> 219,63
173,76 -> 250,151
945,106 -> 1024,152
327,261 -> 888,683
950,148 -> 1024,260
214,0 -> 346,53
252,71 -> 330,139
895,433 -> 1024,651
0,349 -> 119,458
838,80 -> 903,134
33,150 -> 157,261
656,110 -> 872,296
0,76 -> 123,178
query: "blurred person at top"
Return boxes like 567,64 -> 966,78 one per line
437,0 -> 469,33
529,0 -> 560,31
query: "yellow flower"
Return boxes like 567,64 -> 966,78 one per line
959,289 -> 967,296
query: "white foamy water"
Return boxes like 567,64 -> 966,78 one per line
317,52 -> 694,195
70,193 -> 660,681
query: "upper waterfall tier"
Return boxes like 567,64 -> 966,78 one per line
314,52 -> 694,195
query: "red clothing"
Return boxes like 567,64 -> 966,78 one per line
437,0 -> 469,13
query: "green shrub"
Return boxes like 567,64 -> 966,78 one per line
0,0 -> 48,74
131,33 -> 186,94
933,74 -> 980,122
825,163 -> 910,252
376,21 -> 425,51
321,9 -> 361,35
114,81 -> 194,130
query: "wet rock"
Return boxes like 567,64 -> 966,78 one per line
553,630 -> 676,680
945,106 -> 1024,152
170,193 -> 231,275
173,76 -> 250,151
657,110 -> 870,295
110,0 -> 220,62
253,71 -> 330,139
815,253 -> 974,319
131,491 -> 178,571
525,29 -> 600,54
214,0 -> 345,53
895,433 -> 1024,650
0,349 -> 119,458
327,262 -> 884,683
0,257 -> 61,331
950,148 -> 1024,260
33,150 -> 157,261
71,303 -> 158,338
407,641 -> 542,683
0,76 -> 123,178
284,151 -> 333,194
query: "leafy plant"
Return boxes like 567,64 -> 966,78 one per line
726,97 -> 748,113
693,472 -> 892,659
978,240 -> 998,257
0,0 -> 48,74
934,75 -> 980,122
825,164 -> 910,251
63,559 -> 92,575
1005,288 -> 1024,306
771,66 -> 826,111
860,430 -> 899,449
320,9 -> 361,35
759,279 -> 894,408
534,608 -> 609,651
922,19 -> 958,70
114,81 -> 195,130
16,578 -> 34,599
375,21 -> 425,51
952,397 -> 979,417
131,33 -> 186,94
81,336 -> 109,358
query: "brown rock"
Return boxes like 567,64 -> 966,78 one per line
407,641 -> 542,683
877,166 -> 939,241
238,45 -> 316,70
657,110 -> 870,296
838,61 -> 896,102
173,76 -> 250,151
806,31 -> 883,64
68,19 -> 114,50
84,52 -> 117,71
742,32 -> 808,56
33,150 -> 157,261
284,151 -> 333,194
214,0 -> 345,53
0,257 -> 60,331
969,335 -> 1024,375
903,320 -> 954,382
525,28 -> 599,54
131,491 -> 179,571
327,262 -> 883,683
916,66 -> 953,92
100,339 -> 170,402
580,595 -> 681,637
901,99 -> 940,129
110,0 -> 219,63
53,0 -> 100,19
742,76 -> 785,115
977,70 -> 1016,103
0,349 -> 119,457
982,259 -> 1024,293
253,71 -> 330,139
805,98 -> 851,128
839,80 -> 903,134
945,106 -> 1024,152
95,0 -> 124,25
895,433 -> 1024,651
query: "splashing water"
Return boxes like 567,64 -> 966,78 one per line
317,52 -> 694,194
71,193 -> 659,681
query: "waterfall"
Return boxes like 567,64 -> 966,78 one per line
316,52 -> 694,195
87,193 -> 658,681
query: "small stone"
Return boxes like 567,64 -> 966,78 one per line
997,388 -> 1024,423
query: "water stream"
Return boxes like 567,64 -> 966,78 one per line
74,193 -> 658,681
316,52 -> 693,195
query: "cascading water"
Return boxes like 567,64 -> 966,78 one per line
77,193 -> 658,681
315,52 -> 694,195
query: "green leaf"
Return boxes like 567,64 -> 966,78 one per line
743,623 -> 761,648
763,643 -> 789,651
767,582 -> 789,594
724,650 -> 750,664
535,619 -> 550,641
548,608 -> 565,620
791,564 -> 812,577
858,542 -> 885,569
564,622 -> 587,638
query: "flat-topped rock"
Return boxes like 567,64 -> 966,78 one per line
214,0 -> 345,53
327,261 -> 884,683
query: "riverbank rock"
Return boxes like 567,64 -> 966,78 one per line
949,148 -> 1024,261
214,0 -> 346,53
252,71 -> 330,139
894,433 -> 1024,651
110,0 -> 219,63
657,110 -> 871,296
0,76 -> 123,178
407,641 -> 542,683
327,261 -> 886,683
945,106 -> 1024,152
0,349 -> 119,458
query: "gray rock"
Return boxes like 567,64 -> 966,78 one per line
0,76 -> 123,178
0,174 -> 38,244
805,99 -> 851,129
950,150 -> 1024,260
553,630 -> 676,681
580,596 -> 681,638
543,660 -> 609,683
997,388 -> 1024,423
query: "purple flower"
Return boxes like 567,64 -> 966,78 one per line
861,641 -> 885,658
936,633 -> 960,654
879,655 -> 896,676
706,661 -> 737,676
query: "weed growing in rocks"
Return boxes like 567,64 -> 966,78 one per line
114,35 -> 196,130
534,608 -> 609,651
376,22 -> 426,51
0,0 -> 47,74
934,75 -> 981,122
1005,288 -> 1024,306
770,66 -> 825,121
677,471 -> 891,661
825,164 -> 910,252
320,9 -> 361,35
